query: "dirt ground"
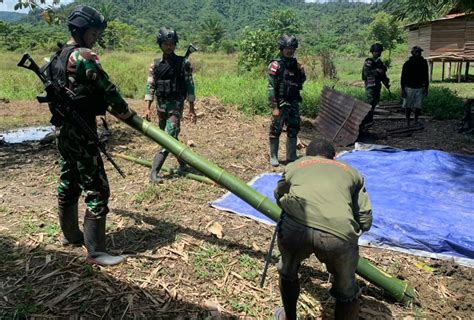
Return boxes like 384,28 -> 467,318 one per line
0,99 -> 473,319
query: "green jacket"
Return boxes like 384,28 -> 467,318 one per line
274,156 -> 372,243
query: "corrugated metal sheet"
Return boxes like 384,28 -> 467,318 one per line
315,87 -> 371,147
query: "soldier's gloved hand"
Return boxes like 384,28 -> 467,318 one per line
423,87 -> 429,97
272,107 -> 280,117
401,88 -> 407,98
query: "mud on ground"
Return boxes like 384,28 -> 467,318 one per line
0,99 -> 473,319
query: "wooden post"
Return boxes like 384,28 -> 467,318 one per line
429,61 -> 434,82
441,61 -> 445,81
457,62 -> 462,83
465,62 -> 470,81
448,62 -> 452,79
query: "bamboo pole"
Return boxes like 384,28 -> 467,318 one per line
112,152 -> 216,185
112,113 -> 417,304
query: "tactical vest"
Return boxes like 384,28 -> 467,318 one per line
363,57 -> 386,88
152,55 -> 186,100
273,58 -> 303,102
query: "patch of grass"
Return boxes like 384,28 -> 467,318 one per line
191,244 -> 229,280
20,217 -> 40,236
134,183 -> 160,205
228,295 -> 256,316
42,222 -> 60,243
238,253 -> 260,282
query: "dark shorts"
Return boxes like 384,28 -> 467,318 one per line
277,214 -> 360,302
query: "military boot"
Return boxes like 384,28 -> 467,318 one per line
334,298 -> 360,320
176,156 -> 188,173
149,150 -> 169,183
84,211 -> 126,266
286,137 -> 298,164
58,202 -> 84,246
269,138 -> 280,167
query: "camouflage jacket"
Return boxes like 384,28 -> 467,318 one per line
361,57 -> 389,89
144,53 -> 195,103
268,56 -> 306,107
64,41 -> 133,125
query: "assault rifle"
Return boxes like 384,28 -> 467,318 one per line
17,53 -> 126,178
184,43 -> 198,59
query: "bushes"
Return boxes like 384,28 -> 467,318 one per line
424,87 -> 464,120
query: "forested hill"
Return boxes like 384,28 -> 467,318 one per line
0,11 -> 26,22
21,0 -> 383,40
75,0 -> 382,37
3,0 -> 391,53
96,0 -> 302,35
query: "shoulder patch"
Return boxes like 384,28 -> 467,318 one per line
269,61 -> 280,75
364,59 -> 373,67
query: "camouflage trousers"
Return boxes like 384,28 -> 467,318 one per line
365,84 -> 381,108
157,99 -> 185,139
269,102 -> 301,138
363,85 -> 381,125
57,124 -> 110,217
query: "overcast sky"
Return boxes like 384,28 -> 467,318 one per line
0,0 -> 74,13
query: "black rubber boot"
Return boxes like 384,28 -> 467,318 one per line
149,150 -> 169,183
279,275 -> 300,320
177,157 -> 187,172
84,212 -> 125,266
334,298 -> 360,320
286,137 -> 298,164
269,138 -> 280,167
58,202 -> 84,246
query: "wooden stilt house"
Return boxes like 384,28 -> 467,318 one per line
406,13 -> 474,82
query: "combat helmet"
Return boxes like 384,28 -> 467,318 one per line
278,35 -> 298,50
67,5 -> 107,32
157,27 -> 179,45
370,43 -> 384,53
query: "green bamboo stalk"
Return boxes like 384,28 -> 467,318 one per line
116,113 -> 416,304
112,152 -> 215,185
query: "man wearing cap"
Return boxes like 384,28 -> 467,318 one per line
144,27 -> 196,183
401,46 -> 429,126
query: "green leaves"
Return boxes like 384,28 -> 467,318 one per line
385,0 -> 473,23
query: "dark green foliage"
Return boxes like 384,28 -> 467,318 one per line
0,11 -> 26,22
385,0 -> 473,23
424,87 -> 464,119
0,20 -> 66,51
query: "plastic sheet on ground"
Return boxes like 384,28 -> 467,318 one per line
210,147 -> 474,267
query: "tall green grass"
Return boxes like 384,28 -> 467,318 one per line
1,50 -> 468,119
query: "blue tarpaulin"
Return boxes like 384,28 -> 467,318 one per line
210,148 -> 474,266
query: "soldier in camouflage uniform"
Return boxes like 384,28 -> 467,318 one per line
51,5 -> 135,266
144,27 -> 196,183
361,43 -> 390,126
268,35 -> 306,167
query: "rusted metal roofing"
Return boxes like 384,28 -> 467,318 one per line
315,86 -> 371,147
